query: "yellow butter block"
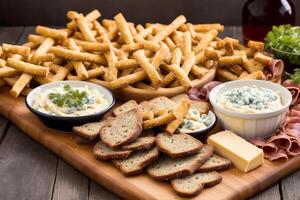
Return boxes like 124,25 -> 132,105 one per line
207,130 -> 264,173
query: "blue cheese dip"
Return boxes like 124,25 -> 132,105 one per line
179,108 -> 212,132
32,84 -> 108,117
219,86 -> 282,114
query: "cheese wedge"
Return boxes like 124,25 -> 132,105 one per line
207,130 -> 264,173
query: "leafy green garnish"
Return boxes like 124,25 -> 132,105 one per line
291,68 -> 300,84
265,25 -> 300,65
48,84 -> 87,108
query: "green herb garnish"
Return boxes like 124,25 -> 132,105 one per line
265,25 -> 300,65
48,84 -> 87,108
291,68 -> 300,84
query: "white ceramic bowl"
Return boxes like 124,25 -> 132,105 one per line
209,80 -> 292,139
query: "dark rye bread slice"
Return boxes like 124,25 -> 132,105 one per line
198,154 -> 232,172
100,109 -> 143,149
73,120 -> 107,140
112,147 -> 159,176
113,100 -> 139,116
156,133 -> 203,158
121,135 -> 156,151
171,171 -> 222,197
93,141 -> 132,160
147,145 -> 213,181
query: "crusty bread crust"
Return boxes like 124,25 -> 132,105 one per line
100,109 -> 143,149
156,133 -> 203,158
112,147 -> 159,176
121,135 -> 156,151
197,154 -> 232,172
113,100 -> 139,116
93,141 -> 132,160
171,171 -> 222,197
147,145 -> 213,181
73,120 -> 107,140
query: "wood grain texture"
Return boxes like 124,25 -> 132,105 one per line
0,116 -> 9,144
249,185 -> 281,200
89,181 -> 120,200
52,159 -> 89,200
0,27 -> 24,44
0,125 -> 57,200
0,88 -> 299,200
281,170 -> 300,200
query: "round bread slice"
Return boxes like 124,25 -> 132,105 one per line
113,100 -> 139,116
197,154 -> 232,172
100,109 -> 143,149
147,145 -> 213,181
171,171 -> 222,197
121,135 -> 156,151
156,133 -> 203,158
112,147 -> 159,176
93,141 -> 132,160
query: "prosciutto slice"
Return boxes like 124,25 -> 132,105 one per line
264,59 -> 284,83
250,79 -> 300,161
189,81 -> 222,101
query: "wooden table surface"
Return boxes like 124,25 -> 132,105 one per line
0,26 -> 299,200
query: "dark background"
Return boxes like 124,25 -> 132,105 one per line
0,0 -> 299,26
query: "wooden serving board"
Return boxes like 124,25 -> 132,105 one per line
0,87 -> 300,200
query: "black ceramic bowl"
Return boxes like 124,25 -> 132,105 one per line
25,81 -> 115,132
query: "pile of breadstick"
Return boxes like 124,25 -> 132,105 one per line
0,9 -> 272,98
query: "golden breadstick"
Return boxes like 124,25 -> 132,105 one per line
243,59 -> 265,73
32,53 -> 54,63
102,34 -> 118,81
193,30 -> 218,53
152,15 -> 186,42
7,58 -> 49,76
186,23 -> 196,38
109,71 -> 146,90
142,111 -> 155,120
180,32 -> 192,57
191,65 -> 209,78
115,59 -> 139,70
153,109 -> 169,116
67,9 -> 101,30
143,112 -> 176,129
133,50 -> 162,88
217,68 -> 238,81
134,82 -> 155,90
28,34 -> 46,44
247,40 -> 264,51
114,13 -> 134,44
163,37 -> 176,50
0,67 -> 18,77
161,48 -> 182,87
166,100 -> 190,134
193,23 -> 224,32
224,39 -> 234,56
3,77 -> 31,96
49,47 -> 106,64
67,67 -> 104,80
194,51 -> 207,64
218,56 -> 244,67
0,59 -> 6,67
181,51 -> 195,75
10,73 -> 33,98
52,68 -> 69,81
81,42 -> 110,52
140,40 -> 160,52
165,64 -> 191,91
30,37 -> 55,63
122,43 -> 144,52
240,71 -> 265,80
75,14 -> 97,42
137,26 -> 153,39
239,71 -> 250,78
228,65 -> 244,76
151,44 -> 169,69
254,52 -> 273,65
204,47 -> 220,59
36,26 -> 67,40
2,43 -> 30,56
93,21 -> 106,36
